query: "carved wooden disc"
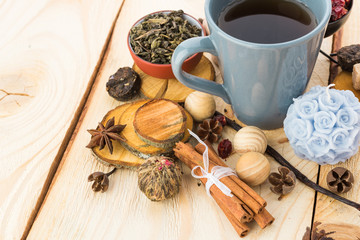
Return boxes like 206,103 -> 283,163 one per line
91,103 -> 145,168
91,100 -> 193,167
118,99 -> 172,157
333,71 -> 360,100
134,55 -> 215,102
133,99 -> 187,148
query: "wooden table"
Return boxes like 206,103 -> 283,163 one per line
1,0 -> 359,239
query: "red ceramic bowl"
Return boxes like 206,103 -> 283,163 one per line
127,10 -> 206,79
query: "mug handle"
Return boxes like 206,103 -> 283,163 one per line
171,36 -> 231,104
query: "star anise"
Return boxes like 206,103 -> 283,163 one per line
86,117 -> 126,154
197,119 -> 223,143
302,222 -> 335,240
268,166 -> 296,200
326,167 -> 354,194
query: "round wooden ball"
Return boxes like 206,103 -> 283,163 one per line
235,152 -> 270,186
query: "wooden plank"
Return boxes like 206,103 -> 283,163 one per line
26,0 -> 210,239
27,1 -> 334,240
313,0 -> 360,238
215,36 -> 332,239
0,0 -> 123,239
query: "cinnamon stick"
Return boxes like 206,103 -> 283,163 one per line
195,141 -> 275,229
214,195 -> 250,237
216,111 -> 360,212
176,150 -> 253,223
195,141 -> 267,208
174,142 -> 264,214
253,209 -> 275,229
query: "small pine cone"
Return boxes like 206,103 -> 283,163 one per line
197,119 -> 223,143
268,166 -> 296,200
138,156 -> 182,201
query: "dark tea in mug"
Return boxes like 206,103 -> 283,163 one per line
217,0 -> 317,44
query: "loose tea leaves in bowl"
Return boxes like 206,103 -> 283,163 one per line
129,10 -> 202,64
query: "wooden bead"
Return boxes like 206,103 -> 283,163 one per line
235,152 -> 270,186
234,126 -> 267,154
185,91 -> 216,122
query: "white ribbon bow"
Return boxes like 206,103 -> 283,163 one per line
188,129 -> 236,198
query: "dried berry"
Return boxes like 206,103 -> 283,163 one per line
337,44 -> 360,72
86,117 -> 126,154
106,67 -> 141,101
213,114 -> 227,126
218,139 -> 232,159
138,156 -> 182,201
88,168 -> 116,193
268,166 -> 296,200
326,167 -> 354,193
197,119 -> 223,143
331,0 -> 350,21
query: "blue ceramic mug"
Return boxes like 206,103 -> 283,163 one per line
172,0 -> 331,129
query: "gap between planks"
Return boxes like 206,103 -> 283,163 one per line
308,30 -> 341,235
20,1 -> 126,239
309,165 -> 321,235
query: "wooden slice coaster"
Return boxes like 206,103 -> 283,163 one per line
118,99 -> 172,158
133,99 -> 187,148
91,100 -> 193,167
134,55 -> 215,102
334,71 -> 360,100
133,64 -> 168,99
183,109 -> 193,142
91,103 -> 145,168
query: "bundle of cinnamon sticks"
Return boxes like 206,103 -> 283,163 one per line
173,140 -> 274,238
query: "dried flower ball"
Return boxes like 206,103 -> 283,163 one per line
138,156 -> 182,201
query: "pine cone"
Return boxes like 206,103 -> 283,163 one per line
268,166 -> 296,200
197,119 -> 223,143
326,167 -> 354,193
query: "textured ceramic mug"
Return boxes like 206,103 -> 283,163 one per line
171,0 -> 331,129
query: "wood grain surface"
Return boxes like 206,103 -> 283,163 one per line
1,0 -> 359,239
215,36 -> 333,239
313,0 -> 360,237
137,56 -> 215,102
91,103 -> 145,168
26,0 -> 212,239
134,99 -> 186,146
0,0 -> 124,239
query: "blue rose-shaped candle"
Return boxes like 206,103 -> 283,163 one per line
284,84 -> 360,165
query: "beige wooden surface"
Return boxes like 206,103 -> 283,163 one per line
0,0 -> 359,239
0,0 -> 124,239
313,0 -> 360,238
